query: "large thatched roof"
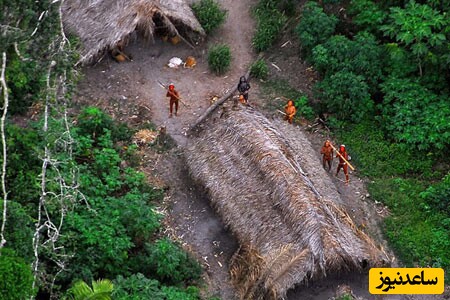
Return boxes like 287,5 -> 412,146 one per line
62,0 -> 205,64
186,107 -> 389,300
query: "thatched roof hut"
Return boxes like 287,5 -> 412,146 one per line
186,107 -> 389,300
62,0 -> 205,64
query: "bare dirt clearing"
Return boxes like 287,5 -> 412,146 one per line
73,0 -> 447,299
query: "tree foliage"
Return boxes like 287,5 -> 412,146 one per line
0,248 -> 35,300
312,32 -> 383,91
113,274 -> 200,300
315,70 -> 373,122
148,238 -> 202,285
348,0 -> 387,34
380,1 -> 448,75
295,1 -> 338,58
380,77 -> 450,151
421,173 -> 450,215
1,0 -> 78,114
2,106 -> 201,297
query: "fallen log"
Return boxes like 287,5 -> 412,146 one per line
188,69 -> 251,133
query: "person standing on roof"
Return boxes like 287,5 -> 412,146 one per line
237,76 -> 250,103
166,83 -> 180,117
335,144 -> 350,184
320,140 -> 333,172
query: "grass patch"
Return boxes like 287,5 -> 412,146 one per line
252,0 -> 288,52
369,178 -> 450,271
335,121 -> 436,179
250,59 -> 269,80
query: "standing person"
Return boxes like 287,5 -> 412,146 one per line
166,83 -> 179,117
335,144 -> 349,184
237,76 -> 250,103
320,140 -> 333,171
284,99 -> 297,124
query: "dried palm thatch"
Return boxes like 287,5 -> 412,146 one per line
62,0 -> 205,64
185,107 -> 389,300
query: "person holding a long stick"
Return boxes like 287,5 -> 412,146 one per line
166,83 -> 180,117
335,144 -> 350,184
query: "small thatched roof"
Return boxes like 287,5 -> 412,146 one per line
62,0 -> 205,64
186,107 -> 389,300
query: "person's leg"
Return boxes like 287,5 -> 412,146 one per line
336,164 -> 341,176
344,164 -> 349,183
169,99 -> 174,116
327,159 -> 332,172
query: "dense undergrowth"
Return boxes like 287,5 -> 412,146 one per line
4,107 -> 204,299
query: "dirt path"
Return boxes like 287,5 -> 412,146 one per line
73,1 -> 448,299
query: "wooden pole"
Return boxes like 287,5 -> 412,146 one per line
329,143 -> 355,171
188,68 -> 251,133
157,80 -> 190,108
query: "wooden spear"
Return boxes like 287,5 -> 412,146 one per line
157,80 -> 190,108
329,142 -> 356,171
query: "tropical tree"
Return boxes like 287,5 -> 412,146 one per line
380,1 -> 448,76
314,70 -> 373,122
295,1 -> 338,58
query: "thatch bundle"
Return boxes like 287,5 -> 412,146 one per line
62,0 -> 205,63
186,107 -> 388,300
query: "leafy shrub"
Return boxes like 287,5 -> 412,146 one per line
208,44 -> 231,75
161,286 -> 200,300
314,70 -> 373,122
76,107 -> 132,143
113,274 -> 200,300
250,59 -> 269,79
149,238 -> 202,285
348,0 -> 386,34
5,124 -> 41,207
4,202 -> 35,261
420,173 -> 450,215
191,0 -> 227,34
311,32 -> 383,91
380,1 -> 447,75
0,248 -> 35,300
113,274 -> 164,299
295,1 -> 338,58
5,57 -> 43,115
252,7 -> 287,52
380,77 -> 450,151
293,96 -> 315,120
383,42 -> 417,79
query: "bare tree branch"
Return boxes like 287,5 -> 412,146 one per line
0,52 -> 9,249
31,60 -> 54,296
